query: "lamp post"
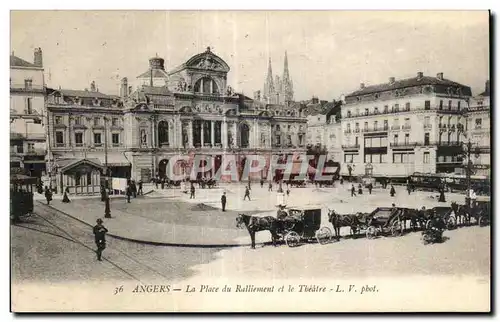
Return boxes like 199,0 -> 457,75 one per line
461,139 -> 478,208
103,117 -> 111,218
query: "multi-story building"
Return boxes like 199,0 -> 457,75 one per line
340,72 -> 471,179
46,47 -> 307,194
465,80 -> 490,177
10,48 -> 46,177
304,97 -> 342,161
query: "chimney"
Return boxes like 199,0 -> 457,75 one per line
417,72 -> 423,80
34,47 -> 43,67
120,77 -> 128,98
360,83 -> 365,89
485,80 -> 490,94
389,77 -> 395,84
90,81 -> 96,92
436,72 -> 444,80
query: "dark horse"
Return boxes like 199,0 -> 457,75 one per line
451,202 -> 471,226
327,210 -> 371,240
236,214 -> 279,249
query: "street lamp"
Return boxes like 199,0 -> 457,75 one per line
460,139 -> 479,208
103,117 -> 111,218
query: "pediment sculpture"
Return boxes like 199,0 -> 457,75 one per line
196,56 -> 221,70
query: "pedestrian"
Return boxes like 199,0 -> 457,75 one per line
351,184 -> 356,197
138,180 -> 143,196
62,187 -> 71,203
190,184 -> 195,199
221,192 -> 227,212
44,186 -> 52,205
161,178 -> 165,190
100,184 -> 106,202
132,180 -> 137,198
407,184 -> 411,195
358,183 -> 363,195
368,183 -> 373,195
244,186 -> 251,201
260,178 -> 264,188
93,218 -> 108,261
438,184 -> 446,203
155,177 -> 159,189
340,177 -> 344,185
126,185 -> 131,203
390,184 -> 396,197
268,182 -> 273,192
286,188 -> 290,197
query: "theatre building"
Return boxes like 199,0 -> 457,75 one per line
340,72 -> 471,179
46,47 -> 307,194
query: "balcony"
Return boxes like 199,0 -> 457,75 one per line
437,141 -> 461,147
341,144 -> 360,149
354,128 -> 360,133
390,142 -> 418,148
391,125 -> 400,130
364,127 -> 388,133
10,84 -> 45,94
343,106 -> 465,119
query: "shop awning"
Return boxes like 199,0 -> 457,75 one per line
85,152 -> 131,167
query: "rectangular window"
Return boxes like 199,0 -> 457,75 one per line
424,152 -> 430,164
276,135 -> 281,145
24,79 -> 32,89
75,132 -> 83,146
87,173 -> 92,186
26,98 -> 32,114
384,120 -> 388,130
457,101 -> 461,110
344,154 -> 354,163
439,100 -> 443,110
55,116 -> 63,124
365,108 -> 369,116
27,143 -> 34,152
364,137 -> 371,148
475,118 -> 482,129
355,123 -> 359,131
393,153 -> 402,163
394,104 -> 399,112
424,133 -> 430,145
74,116 -> 81,125
94,133 -> 102,146
402,153 -> 408,163
384,105 -> 388,113
372,137 -> 381,148
112,133 -> 119,145
381,137 -> 387,147
374,107 -> 379,114
364,154 -> 371,163
355,137 -> 359,146
94,117 -> 101,126
404,133 -> 410,144
364,122 -> 368,131
425,100 -> 431,110
394,134 -> 398,145
405,102 -> 411,111
448,100 -> 452,110
424,116 -> 430,126
112,118 -> 118,126
374,121 -> 378,130
381,153 -> 387,163
56,131 -> 64,145
75,174 -> 81,186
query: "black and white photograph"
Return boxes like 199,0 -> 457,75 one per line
9,10 -> 491,312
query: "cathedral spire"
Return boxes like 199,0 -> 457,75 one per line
282,51 -> 293,103
263,57 -> 275,99
283,51 -> 289,80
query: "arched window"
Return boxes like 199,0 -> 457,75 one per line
158,121 -> 169,146
194,77 -> 219,94
239,123 -> 250,148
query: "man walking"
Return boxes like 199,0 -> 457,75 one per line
221,192 -> 227,212
126,185 -> 132,203
138,180 -> 143,196
351,184 -> 356,197
44,186 -> 52,205
243,186 -> 251,201
93,218 -> 108,261
368,182 -> 373,194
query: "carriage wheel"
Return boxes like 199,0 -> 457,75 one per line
391,220 -> 403,237
478,215 -> 489,227
446,216 -> 457,230
366,226 -> 377,239
315,227 -> 332,245
285,231 -> 301,247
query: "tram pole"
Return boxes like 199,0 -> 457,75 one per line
104,117 -> 111,218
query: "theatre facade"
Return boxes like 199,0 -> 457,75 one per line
46,47 -> 307,193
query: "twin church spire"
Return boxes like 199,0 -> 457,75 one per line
262,51 -> 294,105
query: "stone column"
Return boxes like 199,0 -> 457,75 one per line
222,119 -> 228,149
233,122 -> 238,148
67,116 -> 72,148
210,121 -> 215,146
200,121 -> 205,147
188,120 -> 193,148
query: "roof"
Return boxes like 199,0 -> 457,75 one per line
168,48 -> 230,75
137,68 -> 169,79
140,86 -> 173,96
56,89 -> 117,100
346,76 -> 471,97
10,55 -> 37,68
478,91 -> 490,97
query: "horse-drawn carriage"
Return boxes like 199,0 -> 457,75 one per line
280,206 -> 333,247
236,206 -> 333,249
451,196 -> 491,227
364,207 -> 405,239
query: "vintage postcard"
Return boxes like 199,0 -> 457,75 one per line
10,10 -> 491,312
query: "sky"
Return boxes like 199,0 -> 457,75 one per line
10,11 -> 490,101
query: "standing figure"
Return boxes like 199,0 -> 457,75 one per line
390,185 -> 396,197
190,184 -> 195,199
286,188 -> 290,197
221,192 -> 227,212
351,184 -> 356,197
100,184 -> 106,202
243,186 -> 251,201
131,180 -> 137,198
155,177 -> 159,189
358,184 -> 363,195
138,180 -> 143,196
368,183 -> 373,195
44,186 -> 52,205
268,182 -> 273,192
62,187 -> 71,203
260,178 -> 264,188
126,185 -> 131,203
93,218 -> 108,261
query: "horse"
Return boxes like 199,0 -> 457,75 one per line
236,214 -> 280,249
400,208 -> 426,231
327,210 -> 369,240
451,202 -> 471,226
